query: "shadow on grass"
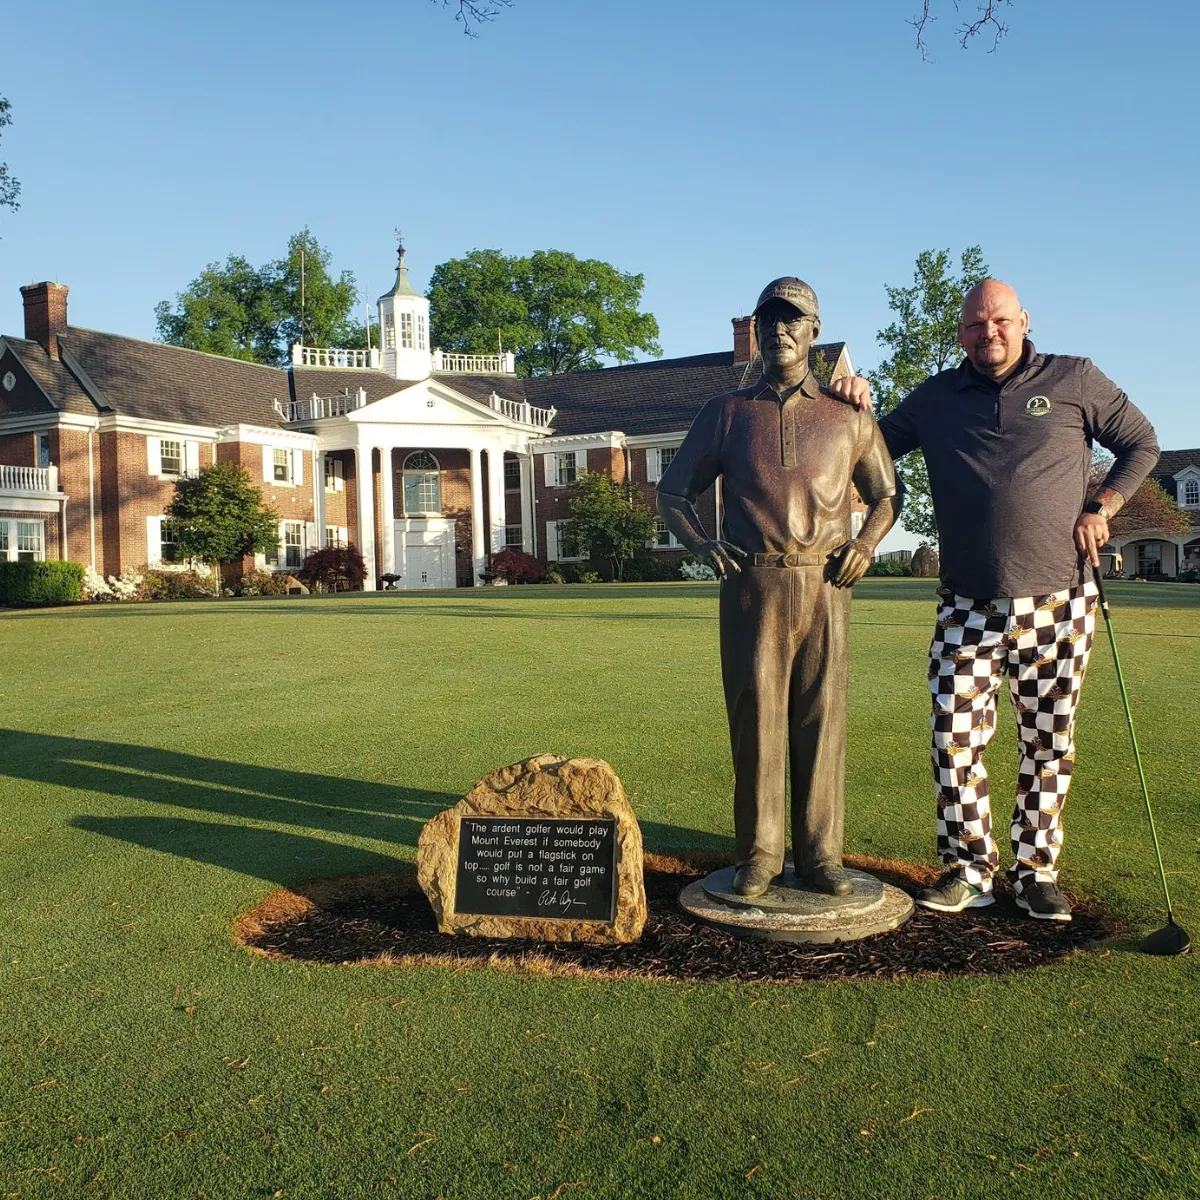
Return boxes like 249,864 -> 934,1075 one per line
0,729 -> 453,852
1,729 -> 735,890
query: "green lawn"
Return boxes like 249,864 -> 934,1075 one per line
1,579 -> 1198,1200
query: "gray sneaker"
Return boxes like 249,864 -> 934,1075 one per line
1014,880 -> 1072,922
915,871 -> 995,913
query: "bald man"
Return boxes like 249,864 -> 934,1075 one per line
832,280 -> 1158,921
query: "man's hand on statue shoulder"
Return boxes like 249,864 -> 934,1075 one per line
831,538 -> 874,588
827,375 -> 873,412
696,540 -> 746,578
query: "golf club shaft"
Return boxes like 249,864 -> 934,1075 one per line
1092,565 -> 1176,917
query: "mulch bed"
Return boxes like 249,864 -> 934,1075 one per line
235,853 -> 1111,984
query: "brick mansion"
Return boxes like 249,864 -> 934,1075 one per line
2,245 -> 1196,587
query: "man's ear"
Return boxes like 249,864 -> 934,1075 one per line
956,321 -> 967,352
811,318 -> 821,341
1019,309 -> 1030,335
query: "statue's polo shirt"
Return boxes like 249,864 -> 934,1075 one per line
879,341 -> 1159,600
659,372 -> 896,557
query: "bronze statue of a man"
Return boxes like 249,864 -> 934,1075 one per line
657,278 -> 899,899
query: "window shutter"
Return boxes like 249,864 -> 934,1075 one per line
146,516 -> 162,565
147,436 -> 161,477
304,521 -> 317,556
339,526 -> 348,546
646,448 -> 660,484
293,449 -> 304,486
184,440 -> 200,475
263,445 -> 274,483
333,459 -> 344,491
546,520 -> 559,562
543,453 -> 557,487
576,449 -> 587,474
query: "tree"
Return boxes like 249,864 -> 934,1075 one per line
0,95 -> 19,224
301,545 -> 367,593
155,230 -> 361,367
561,472 -> 658,582
429,249 -> 662,376
165,463 -> 281,593
1090,456 -> 1191,539
867,245 -> 990,543
911,1 -> 1010,58
435,0 -> 512,35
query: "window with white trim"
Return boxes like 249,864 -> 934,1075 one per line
658,446 -> 676,475
160,519 -> 182,564
400,312 -> 414,350
282,521 -> 304,570
384,312 -> 396,350
649,517 -> 680,550
273,447 -> 291,482
851,510 -> 865,538
548,520 -> 584,562
326,526 -> 347,548
416,314 -> 427,351
36,432 -> 51,467
324,456 -> 344,493
160,439 -> 184,477
505,525 -> 523,548
556,451 -> 578,488
504,456 -> 521,490
1183,478 -> 1200,507
0,519 -> 44,562
403,451 -> 441,514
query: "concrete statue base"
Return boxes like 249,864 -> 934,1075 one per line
679,864 -> 914,945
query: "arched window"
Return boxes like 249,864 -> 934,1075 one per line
403,451 -> 441,514
1183,478 -> 1200,507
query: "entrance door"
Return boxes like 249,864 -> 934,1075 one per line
405,541 -> 444,590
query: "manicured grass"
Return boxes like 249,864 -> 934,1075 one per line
1,579 -> 1198,1200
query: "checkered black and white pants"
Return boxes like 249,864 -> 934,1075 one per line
929,582 -> 1098,889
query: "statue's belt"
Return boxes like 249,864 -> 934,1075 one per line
751,551 -> 830,568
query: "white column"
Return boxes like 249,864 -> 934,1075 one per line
379,447 -> 396,579
314,451 -> 327,548
469,445 -> 486,586
487,447 -> 507,555
519,453 -> 534,554
356,440 -> 377,591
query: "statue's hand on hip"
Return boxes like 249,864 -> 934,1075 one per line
831,539 -> 873,588
697,540 -> 746,578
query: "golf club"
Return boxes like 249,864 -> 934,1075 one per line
1092,563 -> 1191,956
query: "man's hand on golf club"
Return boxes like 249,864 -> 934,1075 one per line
1074,511 -> 1110,567
827,375 -> 873,411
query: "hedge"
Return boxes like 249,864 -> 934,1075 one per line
0,560 -> 84,606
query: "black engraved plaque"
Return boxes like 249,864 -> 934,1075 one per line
455,817 -> 617,921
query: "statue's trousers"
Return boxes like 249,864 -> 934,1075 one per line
719,563 -> 851,876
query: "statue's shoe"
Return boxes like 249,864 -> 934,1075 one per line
810,864 -> 853,897
731,859 -> 778,898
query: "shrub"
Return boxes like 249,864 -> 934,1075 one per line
866,560 -> 912,577
143,569 -> 219,600
1180,570 -> 1199,584
554,562 -> 603,584
235,570 -> 292,597
81,565 -> 113,600
301,545 -> 366,593
0,560 -> 84,606
545,569 -> 565,584
679,555 -> 717,582
622,555 -> 675,582
489,547 -> 546,584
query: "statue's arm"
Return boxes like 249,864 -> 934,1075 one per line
657,489 -> 746,578
832,410 -> 902,588
831,494 -> 900,588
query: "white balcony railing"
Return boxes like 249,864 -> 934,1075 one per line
486,391 -> 556,429
432,349 -> 517,375
287,388 -> 368,423
0,464 -> 59,493
291,344 -> 381,370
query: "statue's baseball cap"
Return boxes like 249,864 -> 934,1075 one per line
753,277 -> 819,319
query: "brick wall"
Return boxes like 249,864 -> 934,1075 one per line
0,432 -> 36,466
56,427 -> 98,565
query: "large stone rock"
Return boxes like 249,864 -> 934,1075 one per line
416,755 -> 646,944
911,545 -> 940,578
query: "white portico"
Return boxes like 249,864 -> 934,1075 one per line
287,376 -> 552,589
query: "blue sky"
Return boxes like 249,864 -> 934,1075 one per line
3,1 -> 1196,549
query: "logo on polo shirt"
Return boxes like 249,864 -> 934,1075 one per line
1026,395 -> 1052,417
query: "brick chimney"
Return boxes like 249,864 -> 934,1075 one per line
20,282 -> 70,359
732,314 -> 757,364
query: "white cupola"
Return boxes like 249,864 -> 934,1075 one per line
378,238 -> 432,381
